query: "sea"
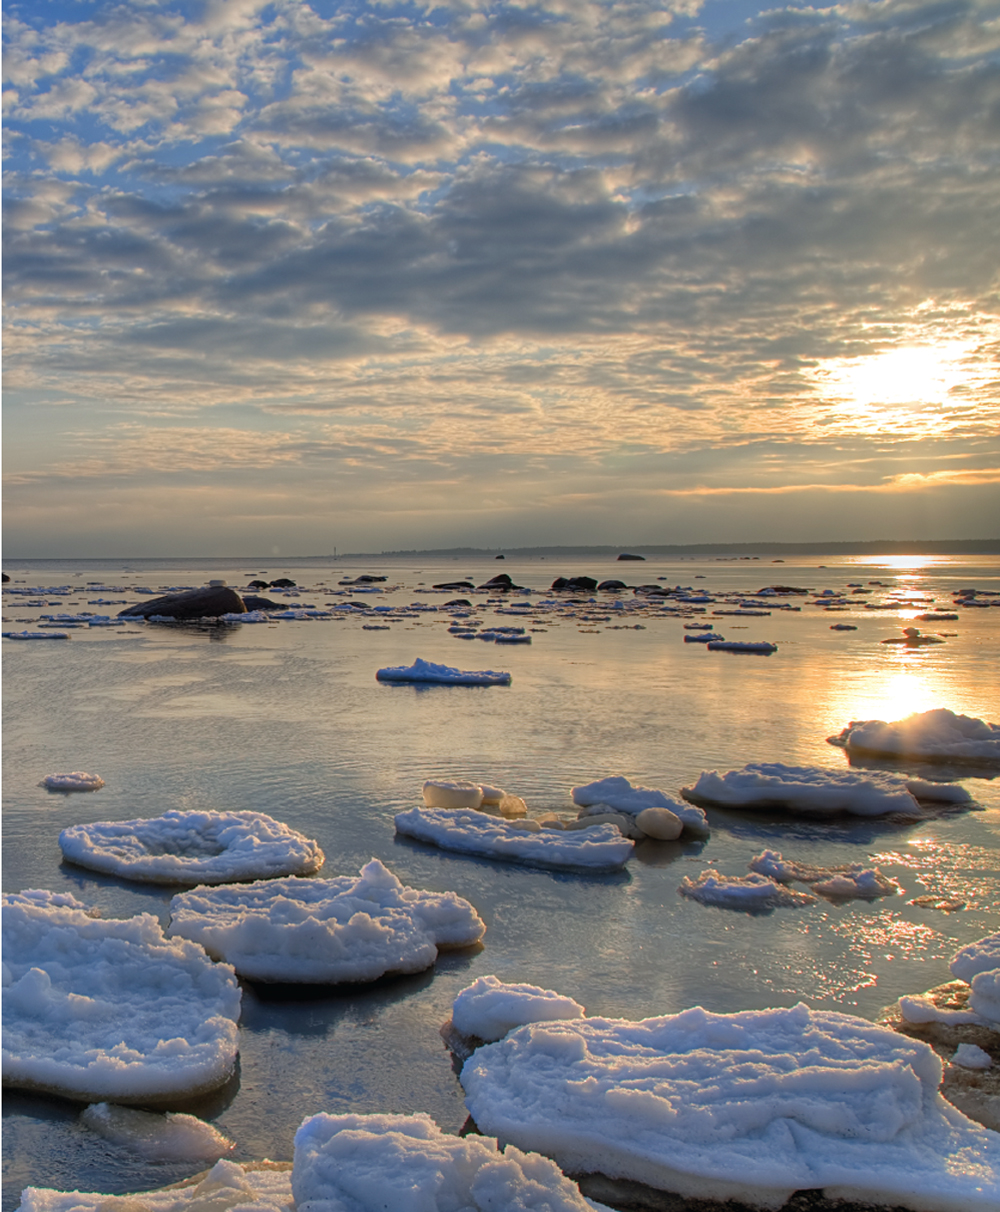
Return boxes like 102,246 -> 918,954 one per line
3,551 -> 999,1208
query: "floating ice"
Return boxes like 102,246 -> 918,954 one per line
828,708 -> 1000,765
41,772 -> 104,792
679,869 -> 816,909
376,657 -> 511,686
950,933 -> 1000,983
2,890 -> 240,1103
452,976 -> 586,1042
168,860 -> 485,983
970,971 -> 1000,1025
572,776 -> 709,833
953,1044 -> 994,1070
423,779 -> 485,809
59,809 -> 325,885
706,639 -> 777,653
80,1102 -> 234,1162
17,1159 -> 294,1212
461,1001 -> 1000,1211
749,850 -> 899,898
681,763 -> 968,817
2,631 -> 70,640
395,807 -> 634,871
292,1112 -> 606,1212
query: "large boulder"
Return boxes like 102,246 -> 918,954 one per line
617,553 -> 645,561
119,587 -> 246,620
551,576 -> 598,592
597,580 -> 628,591
433,581 -> 475,590
477,573 -> 525,591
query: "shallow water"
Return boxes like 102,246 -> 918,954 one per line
3,552 -> 999,1207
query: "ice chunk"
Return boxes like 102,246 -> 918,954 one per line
898,995 -> 983,1026
292,1112 -> 604,1212
59,809 -> 325,885
953,1044 -> 994,1070
828,708 -> 1000,765
749,851 -> 899,899
376,657 -> 511,686
706,639 -> 777,653
2,891 -> 240,1103
17,1159 -> 293,1212
168,860 -> 484,983
679,869 -> 816,910
951,933 -> 1000,983
423,779 -> 484,809
80,1102 -> 234,1162
572,776 -> 709,833
682,764 -> 938,817
452,976 -> 586,1042
395,807 -> 634,872
2,631 -> 70,640
461,1002 -> 1000,1211
41,772 -> 104,792
970,970 -> 1000,1025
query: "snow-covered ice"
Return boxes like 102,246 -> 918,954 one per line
17,1160 -> 294,1212
706,639 -> 777,653
2,890 -> 240,1103
41,772 -> 104,792
828,708 -> 1000,765
953,1044 -> 994,1070
59,809 -> 325,884
376,657 -> 511,686
395,807 -> 635,871
293,1112 -> 609,1212
167,859 -> 485,983
572,776 -> 709,833
451,975 -> 586,1042
970,971 -> 1000,1026
80,1103 -> 234,1162
682,763 -> 969,817
678,869 -> 817,910
2,631 -> 70,640
749,850 -> 900,898
461,1001 -> 1000,1211
951,933 -> 1000,983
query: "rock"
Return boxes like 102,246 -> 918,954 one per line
2,573 -> 10,583
118,586 -> 246,620
268,578 -> 296,588
495,554 -> 505,559
551,576 -> 598,592
434,581 -> 475,590
422,780 -> 484,809
477,573 -> 526,591
617,553 -> 645,561
242,595 -> 282,610
444,598 -> 473,607
571,810 -> 642,839
757,585 -> 810,595
247,580 -> 270,590
635,806 -> 683,840
597,580 -> 628,591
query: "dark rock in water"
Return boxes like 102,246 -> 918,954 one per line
477,573 -> 525,591
248,580 -> 270,590
758,585 -> 809,595
242,595 -> 282,610
495,554 -> 505,559
617,553 -> 645,561
2,573 -> 9,583
598,580 -> 628,591
551,576 -> 598,592
269,577 -> 297,588
119,586 -> 246,619
445,598 -> 473,607
341,574 -> 387,585
434,581 -> 475,591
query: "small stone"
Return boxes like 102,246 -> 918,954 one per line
635,806 -> 683,840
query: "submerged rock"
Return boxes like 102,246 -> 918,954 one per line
119,586 -> 245,619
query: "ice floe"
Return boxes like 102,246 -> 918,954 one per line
953,1044 -> 994,1070
951,933 -> 1000,984
2,890 -> 240,1103
706,639 -> 777,653
40,772 -> 104,792
293,1112 -> 608,1212
423,779 -> 485,809
376,657 -> 511,686
682,763 -> 971,817
828,708 -> 1000,766
572,775 -> 709,834
80,1103 -> 234,1163
749,850 -> 899,898
395,807 -> 635,871
678,870 -> 817,910
451,975 -> 586,1043
59,809 -> 325,884
2,631 -> 70,640
461,999 -> 1000,1211
17,1160 -> 294,1212
167,859 -> 484,983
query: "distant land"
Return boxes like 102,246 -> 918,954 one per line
347,539 -> 1000,559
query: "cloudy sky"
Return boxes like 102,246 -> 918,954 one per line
4,0 -> 998,556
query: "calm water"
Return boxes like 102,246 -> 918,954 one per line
3,553 -> 999,1207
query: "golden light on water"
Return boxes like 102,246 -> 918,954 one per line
871,672 -> 937,723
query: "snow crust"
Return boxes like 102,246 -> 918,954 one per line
2,891 -> 240,1103
749,850 -> 899,899
167,859 -> 485,983
951,934 -> 1000,983
828,708 -> 1000,764
682,764 -> 959,817
461,1002 -> 1000,1210
572,776 -> 709,833
376,657 -> 511,685
59,809 -> 325,884
395,807 -> 634,871
17,1160 -> 294,1212
970,971 -> 1000,1025
953,1045 -> 994,1070
293,1112 -> 607,1212
679,870 -> 816,909
41,772 -> 105,791
80,1103 -> 234,1162
452,975 -> 586,1042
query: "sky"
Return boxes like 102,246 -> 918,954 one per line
3,0 -> 999,556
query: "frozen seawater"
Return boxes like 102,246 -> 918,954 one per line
80,1103 -> 234,1163
749,850 -> 900,899
951,933 -> 1000,983
376,657 -> 511,686
678,869 -> 817,910
828,708 -> 1000,765
423,779 -> 485,809
59,809 -> 325,884
167,859 -> 485,983
2,890 -> 240,1104
40,772 -> 104,792
461,1001 -> 1000,1211
394,807 -> 634,871
293,1112 -> 610,1212
706,639 -> 777,653
572,775 -> 709,834
451,975 -> 586,1042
